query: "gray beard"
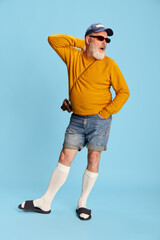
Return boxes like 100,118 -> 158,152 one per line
88,41 -> 106,60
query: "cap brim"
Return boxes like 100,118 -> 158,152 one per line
106,28 -> 113,36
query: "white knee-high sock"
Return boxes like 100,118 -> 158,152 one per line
78,169 -> 98,218
32,162 -> 70,211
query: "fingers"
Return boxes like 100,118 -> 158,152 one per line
83,44 -> 87,53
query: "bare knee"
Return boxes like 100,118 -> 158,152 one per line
87,150 -> 101,172
59,148 -> 78,166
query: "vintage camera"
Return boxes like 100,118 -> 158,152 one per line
61,99 -> 72,113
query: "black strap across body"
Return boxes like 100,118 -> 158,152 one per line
61,59 -> 96,112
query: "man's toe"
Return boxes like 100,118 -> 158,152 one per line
21,201 -> 25,208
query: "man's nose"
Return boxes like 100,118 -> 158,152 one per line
103,40 -> 107,45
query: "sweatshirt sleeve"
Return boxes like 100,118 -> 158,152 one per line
48,34 -> 85,64
99,60 -> 130,119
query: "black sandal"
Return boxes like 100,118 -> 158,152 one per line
76,207 -> 91,220
18,200 -> 51,214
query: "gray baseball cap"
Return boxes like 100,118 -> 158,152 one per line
85,23 -> 113,38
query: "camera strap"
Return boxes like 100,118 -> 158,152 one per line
69,59 -> 97,100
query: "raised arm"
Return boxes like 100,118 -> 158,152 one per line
99,60 -> 130,119
48,34 -> 85,63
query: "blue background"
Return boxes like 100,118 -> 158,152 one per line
0,0 -> 160,239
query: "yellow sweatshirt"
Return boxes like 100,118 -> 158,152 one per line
48,34 -> 130,119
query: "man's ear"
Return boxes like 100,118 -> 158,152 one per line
83,36 -> 90,52
85,36 -> 90,46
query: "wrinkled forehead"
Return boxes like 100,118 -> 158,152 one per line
89,31 -> 108,38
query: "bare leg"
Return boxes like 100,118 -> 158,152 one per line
58,148 -> 78,166
87,149 -> 101,172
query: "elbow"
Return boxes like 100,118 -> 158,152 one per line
126,89 -> 130,100
120,89 -> 130,103
118,87 -> 130,100
123,87 -> 130,101
124,90 -> 130,103
48,35 -> 51,44
127,89 -> 130,99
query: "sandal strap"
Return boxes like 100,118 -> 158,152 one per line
77,207 -> 91,215
24,200 -> 34,210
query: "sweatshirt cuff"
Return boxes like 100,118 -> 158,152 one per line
99,109 -> 111,119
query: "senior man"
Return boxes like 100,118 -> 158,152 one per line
18,23 -> 130,220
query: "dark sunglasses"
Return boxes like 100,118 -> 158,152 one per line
89,35 -> 111,43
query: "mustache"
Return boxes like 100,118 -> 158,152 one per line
99,46 -> 106,50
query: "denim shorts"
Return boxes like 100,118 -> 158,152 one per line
63,113 -> 112,152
